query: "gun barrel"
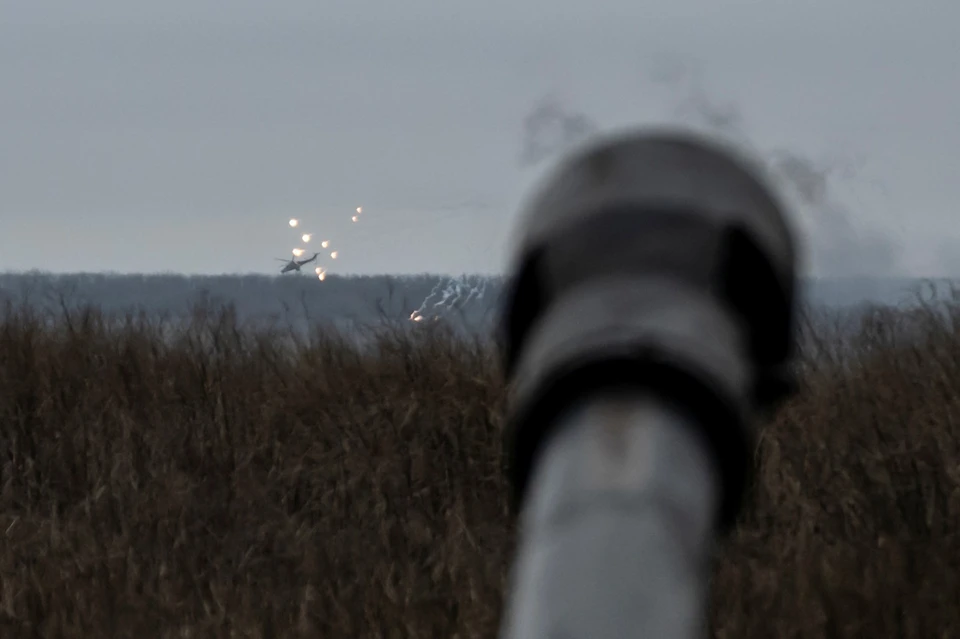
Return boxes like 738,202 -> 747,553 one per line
496,128 -> 799,638
499,388 -> 720,639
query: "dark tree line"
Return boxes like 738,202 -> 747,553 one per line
0,272 -> 504,331
0,271 -> 953,334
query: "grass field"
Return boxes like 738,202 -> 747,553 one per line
1,296 -> 959,637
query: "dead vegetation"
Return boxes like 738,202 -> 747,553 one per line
1,296 -> 959,637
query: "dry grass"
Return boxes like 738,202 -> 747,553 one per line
1,297 -> 959,637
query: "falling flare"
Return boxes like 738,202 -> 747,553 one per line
280,206 -> 364,282
408,275 -> 488,322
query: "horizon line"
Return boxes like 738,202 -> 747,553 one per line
0,270 -> 957,282
0,269 -> 506,278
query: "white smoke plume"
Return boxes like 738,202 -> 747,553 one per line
409,275 -> 490,322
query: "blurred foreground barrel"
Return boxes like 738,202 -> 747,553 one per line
496,128 -> 800,639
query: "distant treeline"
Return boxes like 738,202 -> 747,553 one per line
0,271 -> 957,331
0,272 -> 504,331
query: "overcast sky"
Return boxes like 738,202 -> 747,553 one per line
2,1 -> 958,276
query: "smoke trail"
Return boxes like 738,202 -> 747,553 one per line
768,150 -> 899,276
409,275 -> 489,322
519,95 -> 600,167
652,60 -> 901,277
516,63 -> 902,277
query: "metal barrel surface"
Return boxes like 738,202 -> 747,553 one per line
496,128 -> 800,638
499,389 -> 720,639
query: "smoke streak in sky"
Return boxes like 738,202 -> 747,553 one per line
518,62 -> 903,278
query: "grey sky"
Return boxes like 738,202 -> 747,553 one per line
1,1 -> 958,276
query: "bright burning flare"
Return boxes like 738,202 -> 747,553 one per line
321,240 -> 330,248
315,266 -> 322,274
292,248 -> 304,257
318,272 -> 327,281
351,215 -> 359,222
356,206 -> 363,214
289,218 -> 299,227
301,233 -> 312,242
330,251 -> 338,259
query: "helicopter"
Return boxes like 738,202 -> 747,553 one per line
275,252 -> 319,274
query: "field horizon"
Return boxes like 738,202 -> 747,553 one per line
3,270 -> 959,323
